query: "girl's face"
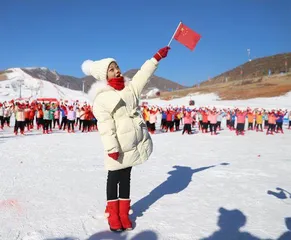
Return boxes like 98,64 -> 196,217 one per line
107,62 -> 122,80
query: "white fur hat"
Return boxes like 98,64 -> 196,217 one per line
81,58 -> 116,81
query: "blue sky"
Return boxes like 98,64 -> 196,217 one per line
1,0 -> 291,86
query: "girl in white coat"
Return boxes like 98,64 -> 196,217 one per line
82,46 -> 170,232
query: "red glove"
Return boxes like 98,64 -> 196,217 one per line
108,152 -> 119,160
154,46 -> 170,62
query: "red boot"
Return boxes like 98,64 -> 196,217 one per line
105,200 -> 123,232
119,199 -> 133,231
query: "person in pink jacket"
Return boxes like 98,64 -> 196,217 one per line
182,110 -> 192,134
266,111 -> 277,135
236,110 -> 247,135
208,110 -> 219,135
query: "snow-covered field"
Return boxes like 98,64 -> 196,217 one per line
1,116 -> 291,240
1,78 -> 291,239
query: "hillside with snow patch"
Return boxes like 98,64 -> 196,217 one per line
0,68 -> 89,102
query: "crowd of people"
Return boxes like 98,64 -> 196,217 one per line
142,105 -> 291,136
0,99 -> 97,135
0,99 -> 290,137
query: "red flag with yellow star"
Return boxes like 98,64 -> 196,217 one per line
174,23 -> 201,51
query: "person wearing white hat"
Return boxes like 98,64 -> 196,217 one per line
82,46 -> 170,232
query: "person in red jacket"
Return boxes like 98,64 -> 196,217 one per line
165,108 -> 175,132
201,110 -> 209,133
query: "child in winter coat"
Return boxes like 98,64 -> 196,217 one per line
236,110 -> 247,135
182,110 -> 192,134
208,110 -> 219,135
255,111 -> 263,132
82,46 -> 170,232
266,111 -> 277,135
247,110 -> 254,130
160,110 -> 167,130
148,109 -> 158,134
275,110 -> 286,133
67,106 -> 76,133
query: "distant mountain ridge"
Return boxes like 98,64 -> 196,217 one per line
3,67 -> 184,94
0,52 -> 290,98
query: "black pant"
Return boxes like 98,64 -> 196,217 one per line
237,123 -> 245,132
149,122 -> 155,131
267,124 -> 275,132
79,119 -> 83,130
107,167 -> 132,200
248,122 -> 253,129
49,120 -> 52,130
36,117 -> 43,126
67,120 -> 75,131
15,121 -> 25,132
202,122 -> 208,130
25,118 -> 30,129
174,119 -> 180,130
43,119 -> 50,131
76,117 -> 80,126
3,117 -> 10,126
0,116 -> 4,127
161,119 -> 166,129
289,121 -> 291,127
217,121 -> 221,129
210,123 -> 217,133
256,123 -> 263,131
53,119 -> 59,128
276,122 -> 283,131
60,116 -> 67,130
82,120 -> 90,131
182,124 -> 191,134
226,120 -> 230,127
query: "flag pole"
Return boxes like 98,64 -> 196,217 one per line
167,21 -> 182,47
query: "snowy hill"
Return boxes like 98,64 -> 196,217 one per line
0,68 -> 90,102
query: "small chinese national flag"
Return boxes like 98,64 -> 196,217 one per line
174,23 -> 201,51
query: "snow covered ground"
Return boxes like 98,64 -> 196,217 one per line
0,117 -> 291,240
1,78 -> 291,239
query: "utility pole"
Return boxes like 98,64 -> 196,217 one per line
17,79 -> 23,98
82,79 -> 85,93
247,49 -> 251,62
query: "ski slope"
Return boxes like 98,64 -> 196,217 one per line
0,68 -> 89,102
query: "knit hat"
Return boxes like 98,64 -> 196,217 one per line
81,58 -> 116,81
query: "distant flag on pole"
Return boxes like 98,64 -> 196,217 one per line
172,22 -> 201,51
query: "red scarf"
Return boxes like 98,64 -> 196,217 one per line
107,77 -> 125,91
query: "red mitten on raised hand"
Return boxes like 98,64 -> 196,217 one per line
154,46 -> 171,62
108,152 -> 119,160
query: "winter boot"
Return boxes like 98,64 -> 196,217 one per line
119,199 -> 133,231
105,200 -> 123,232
